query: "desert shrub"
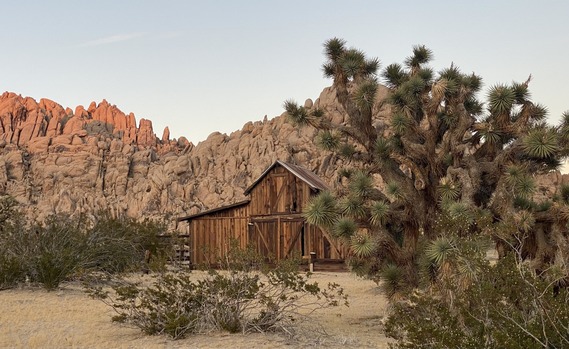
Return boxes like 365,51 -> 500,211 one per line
0,203 -> 170,290
27,214 -> 90,290
97,273 -> 203,339
0,196 -> 30,288
0,195 -> 19,227
33,251 -> 80,290
0,212 -> 88,290
0,254 -> 26,290
218,239 -> 267,272
84,212 -> 167,274
87,246 -> 348,340
384,242 -> 569,349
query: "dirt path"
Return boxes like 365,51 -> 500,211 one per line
0,272 -> 391,349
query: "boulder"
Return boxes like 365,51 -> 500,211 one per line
0,87 -> 564,235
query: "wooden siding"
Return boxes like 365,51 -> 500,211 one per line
183,163 -> 346,265
248,165 -> 312,216
248,216 -> 344,260
188,215 -> 344,264
186,204 -> 250,265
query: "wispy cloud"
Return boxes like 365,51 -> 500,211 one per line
152,31 -> 185,40
78,33 -> 144,47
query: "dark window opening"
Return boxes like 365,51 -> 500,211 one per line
323,238 -> 331,259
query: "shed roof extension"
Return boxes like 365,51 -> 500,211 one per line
177,199 -> 250,222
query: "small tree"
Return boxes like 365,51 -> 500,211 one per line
285,38 -> 569,292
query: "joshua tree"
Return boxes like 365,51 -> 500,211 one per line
284,38 -> 569,291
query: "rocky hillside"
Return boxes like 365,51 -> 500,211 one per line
0,87 -> 566,230
0,87 -> 383,228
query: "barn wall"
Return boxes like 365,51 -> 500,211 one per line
187,204 -> 249,265
248,216 -> 345,261
248,165 -> 313,216
305,223 -> 346,260
185,163 -> 346,265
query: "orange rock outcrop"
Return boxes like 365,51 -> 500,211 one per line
0,92 -> 163,150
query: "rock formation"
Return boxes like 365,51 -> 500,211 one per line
0,86 -> 369,228
0,86 -> 566,231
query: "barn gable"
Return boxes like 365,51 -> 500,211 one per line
244,160 -> 329,194
178,161 -> 345,265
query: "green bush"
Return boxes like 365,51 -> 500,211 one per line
0,196 -> 30,288
0,199 -> 170,291
87,246 -> 348,339
84,212 -> 166,274
0,210 -> 93,290
384,243 -> 569,349
0,254 -> 26,290
28,215 -> 89,290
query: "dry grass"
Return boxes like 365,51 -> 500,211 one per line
0,272 -> 391,349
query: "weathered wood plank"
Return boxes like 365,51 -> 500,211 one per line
182,162 -> 347,265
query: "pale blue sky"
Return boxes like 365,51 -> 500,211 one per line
1,1 -> 568,144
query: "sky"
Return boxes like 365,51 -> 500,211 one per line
1,1 -> 569,145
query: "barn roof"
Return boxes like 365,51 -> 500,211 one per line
177,199 -> 250,222
178,161 -> 329,222
243,160 -> 329,195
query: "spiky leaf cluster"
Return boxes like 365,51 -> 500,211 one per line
560,184 -> 569,204
316,130 -> 340,151
380,264 -> 406,299
386,182 -> 404,202
373,137 -> 391,160
322,37 -> 379,82
488,84 -> 516,115
424,237 -> 456,268
391,113 -> 410,135
438,179 -> 461,202
350,232 -> 377,257
348,171 -> 374,198
333,218 -> 357,239
337,168 -> 353,179
340,195 -> 367,220
283,100 -> 323,127
383,64 -> 406,88
304,191 -> 338,228
523,127 -> 560,159
338,143 -> 356,158
353,79 -> 378,112
370,201 -> 390,227
289,38 -> 569,288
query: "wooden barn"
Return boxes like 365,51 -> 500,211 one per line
177,160 -> 345,265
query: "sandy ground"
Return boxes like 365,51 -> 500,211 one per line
0,272 -> 392,349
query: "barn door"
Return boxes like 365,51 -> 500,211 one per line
249,218 -> 305,261
279,220 -> 304,259
248,220 -> 277,260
